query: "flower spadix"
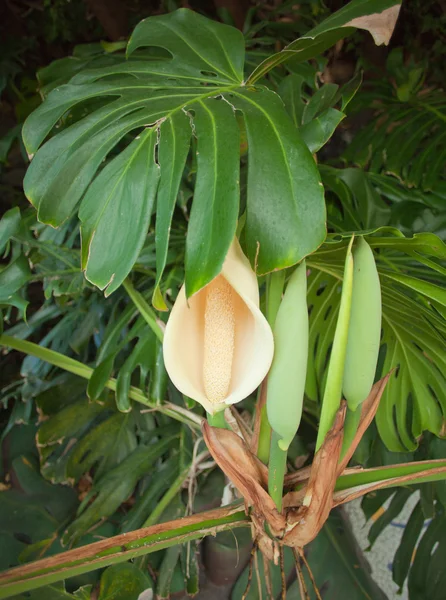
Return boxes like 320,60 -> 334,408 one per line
163,238 -> 274,415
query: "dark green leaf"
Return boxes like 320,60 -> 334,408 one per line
0,207 -> 21,255
392,501 -> 424,590
37,395 -> 105,483
408,508 -> 446,600
87,354 -> 116,401
302,83 -> 339,124
300,108 -> 345,153
181,542 -> 199,596
120,457 -> 178,533
148,339 -> 168,405
80,128 -> 160,295
185,98 -> 240,296
66,412 -> 137,483
278,74 -> 306,127
98,563 -> 153,600
230,87 -> 325,273
0,124 -> 22,163
430,437 -> 446,507
154,111 -> 191,309
116,329 -> 156,411
367,488 -> 413,547
0,255 -> 31,302
62,434 -> 177,544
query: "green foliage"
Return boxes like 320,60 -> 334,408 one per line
22,9 -> 326,298
343,49 -> 446,192
98,563 -> 153,600
306,230 -> 446,451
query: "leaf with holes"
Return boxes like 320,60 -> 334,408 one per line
26,7 -> 392,297
306,231 -> 446,452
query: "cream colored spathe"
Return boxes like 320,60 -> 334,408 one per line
163,238 -> 274,415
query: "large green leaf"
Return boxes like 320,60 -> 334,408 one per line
306,230 -> 446,452
22,9 -> 327,296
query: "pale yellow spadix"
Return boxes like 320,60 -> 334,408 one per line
163,238 -> 274,415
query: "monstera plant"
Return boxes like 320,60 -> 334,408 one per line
1,0 -> 446,598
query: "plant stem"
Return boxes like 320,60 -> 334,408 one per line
0,506 -> 248,599
268,431 -> 287,512
143,464 -> 191,528
316,237 -> 354,451
123,278 -> 164,343
257,404 -> 271,464
340,406 -> 361,461
0,334 -> 201,429
257,271 -> 286,462
266,270 -> 286,328
207,410 -> 229,429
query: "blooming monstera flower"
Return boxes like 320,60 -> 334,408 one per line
163,238 -> 274,415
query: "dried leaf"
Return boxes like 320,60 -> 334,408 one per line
282,402 -> 346,548
202,421 -> 285,535
345,5 -> 401,46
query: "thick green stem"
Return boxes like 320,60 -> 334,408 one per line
340,406 -> 361,461
268,431 -> 287,512
207,410 -> 229,429
257,271 -> 286,462
0,335 -> 201,429
316,237 -> 354,451
266,270 -> 286,328
257,404 -> 271,464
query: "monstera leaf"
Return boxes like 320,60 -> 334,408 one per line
23,9 -> 324,301
22,3 -> 401,302
306,230 -> 446,452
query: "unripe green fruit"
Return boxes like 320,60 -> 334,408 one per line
267,260 -> 308,451
343,237 -> 382,411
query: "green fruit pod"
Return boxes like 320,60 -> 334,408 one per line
316,237 -> 354,451
343,237 -> 382,411
267,260 -> 308,451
